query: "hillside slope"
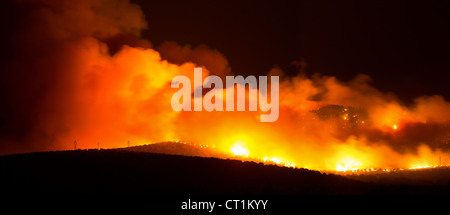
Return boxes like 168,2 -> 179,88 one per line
0,149 -> 448,194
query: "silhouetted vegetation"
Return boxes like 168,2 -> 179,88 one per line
0,149 -> 449,194
346,167 -> 450,186
115,142 -> 228,158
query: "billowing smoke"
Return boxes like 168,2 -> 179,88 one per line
1,0 -> 449,171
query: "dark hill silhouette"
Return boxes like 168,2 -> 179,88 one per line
115,142 -> 277,165
0,149 -> 449,194
346,167 -> 450,186
114,142 -> 229,158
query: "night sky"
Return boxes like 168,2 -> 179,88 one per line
134,0 -> 450,103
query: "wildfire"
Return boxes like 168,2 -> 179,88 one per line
409,165 -> 433,169
230,141 -> 249,157
335,156 -> 362,172
228,141 -> 298,168
262,157 -> 296,168
4,0 -> 449,176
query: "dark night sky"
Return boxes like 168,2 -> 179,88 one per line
133,0 -> 450,103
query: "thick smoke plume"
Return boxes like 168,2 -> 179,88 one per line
1,0 -> 449,170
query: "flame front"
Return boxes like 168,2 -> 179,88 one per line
230,141 -> 249,157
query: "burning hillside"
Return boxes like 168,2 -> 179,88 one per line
0,0 -> 449,173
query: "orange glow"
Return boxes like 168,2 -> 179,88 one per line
409,165 -> 432,170
335,156 -> 362,172
9,0 -> 449,174
230,141 -> 249,157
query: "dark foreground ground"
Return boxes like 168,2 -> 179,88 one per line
0,149 -> 449,195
